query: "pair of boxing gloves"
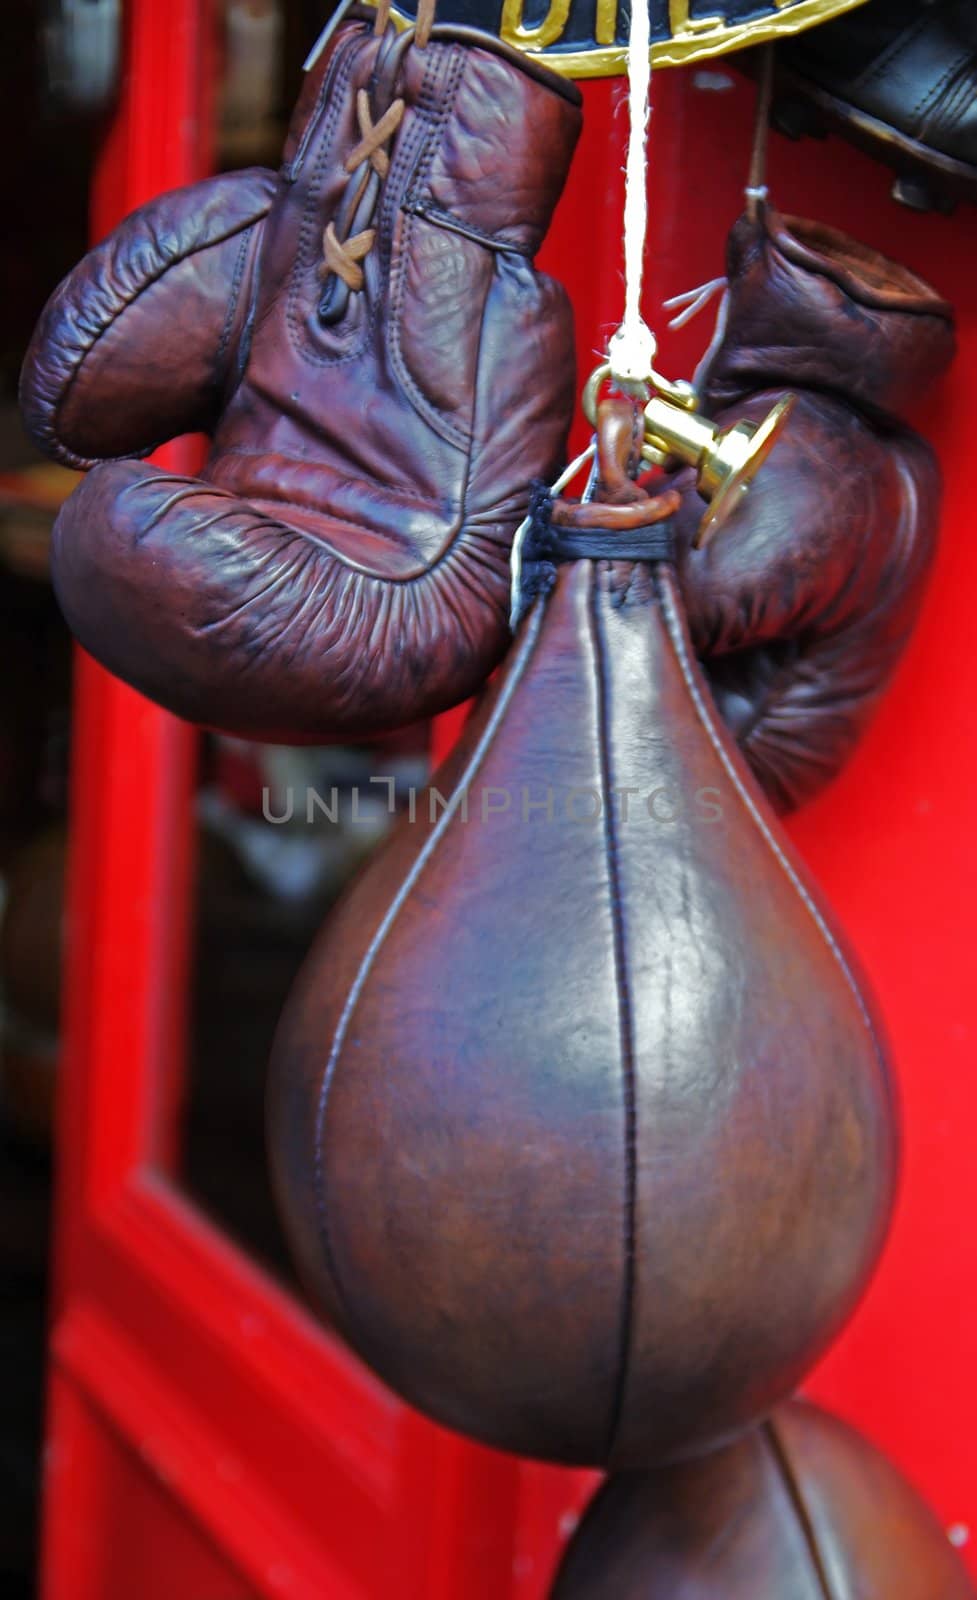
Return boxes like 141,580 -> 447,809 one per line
21,9 -> 955,812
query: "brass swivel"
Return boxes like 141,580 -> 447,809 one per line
583,361 -> 794,548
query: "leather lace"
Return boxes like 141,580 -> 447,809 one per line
318,0 -> 436,322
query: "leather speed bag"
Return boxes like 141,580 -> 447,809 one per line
269,537 -> 897,1468
551,1399 -> 975,1598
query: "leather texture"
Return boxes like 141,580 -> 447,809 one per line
268,416 -> 897,1469
761,0 -> 977,209
674,205 -> 954,813
781,0 -> 977,169
19,13 -> 582,741
551,1399 -> 976,1598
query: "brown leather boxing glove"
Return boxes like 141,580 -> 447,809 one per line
20,11 -> 581,741
675,207 -> 955,813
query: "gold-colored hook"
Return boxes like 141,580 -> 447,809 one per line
582,362 -> 795,548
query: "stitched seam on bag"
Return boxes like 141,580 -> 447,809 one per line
311,603 -> 546,1336
387,46 -> 471,449
763,1420 -> 836,1600
655,568 -> 892,1105
590,565 -> 639,1465
50,191 -> 275,458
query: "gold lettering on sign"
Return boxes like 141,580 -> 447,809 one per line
669,0 -> 727,38
500,0 -> 573,50
595,0 -> 618,44
501,0 -> 735,52
388,0 -> 868,75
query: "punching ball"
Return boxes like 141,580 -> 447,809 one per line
551,1399 -> 975,1598
268,400 -> 897,1468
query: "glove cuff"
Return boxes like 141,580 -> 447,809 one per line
283,15 -> 582,261
699,206 -> 955,422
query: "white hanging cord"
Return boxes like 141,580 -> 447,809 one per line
606,0 -> 656,388
663,276 -> 727,330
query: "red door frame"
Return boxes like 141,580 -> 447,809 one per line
41,2 -> 977,1594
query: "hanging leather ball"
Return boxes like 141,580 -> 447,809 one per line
269,402 -> 897,1468
551,1399 -> 975,1598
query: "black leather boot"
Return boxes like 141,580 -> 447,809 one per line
759,0 -> 977,212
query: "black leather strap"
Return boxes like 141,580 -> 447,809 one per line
510,484 -> 675,632
527,483 -> 676,567
545,522 -> 676,564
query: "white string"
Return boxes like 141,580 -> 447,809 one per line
662,276 -> 726,329
607,0 -> 656,387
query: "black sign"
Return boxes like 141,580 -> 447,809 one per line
372,0 -> 866,76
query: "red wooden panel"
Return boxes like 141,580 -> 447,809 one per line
44,1371 -> 255,1600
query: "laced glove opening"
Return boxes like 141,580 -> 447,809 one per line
20,13 -> 582,743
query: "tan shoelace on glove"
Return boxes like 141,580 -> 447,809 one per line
319,0 -> 436,312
